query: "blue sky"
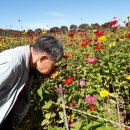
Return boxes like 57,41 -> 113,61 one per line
0,0 -> 130,30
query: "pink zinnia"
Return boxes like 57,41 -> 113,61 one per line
70,122 -> 76,127
69,100 -> 77,108
86,57 -> 97,64
79,79 -> 85,87
85,96 -> 97,104
56,87 -> 66,94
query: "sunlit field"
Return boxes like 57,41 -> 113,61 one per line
1,18 -> 130,130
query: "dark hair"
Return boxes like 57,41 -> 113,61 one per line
32,35 -> 64,61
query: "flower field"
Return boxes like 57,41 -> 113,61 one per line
0,20 -> 130,130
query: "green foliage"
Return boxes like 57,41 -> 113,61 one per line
1,27 -> 130,129
35,28 -> 130,129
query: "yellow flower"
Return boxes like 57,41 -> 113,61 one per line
22,30 -> 28,34
0,43 -> 3,46
109,43 -> 116,48
41,31 -> 46,35
126,75 -> 130,80
93,30 -> 97,33
82,52 -> 87,54
68,114 -> 74,122
98,36 -> 107,42
25,30 -> 28,33
100,90 -> 109,97
119,39 -> 124,42
50,71 -> 58,78
119,38 -> 126,42
115,34 -> 119,38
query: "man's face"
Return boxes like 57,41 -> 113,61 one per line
36,53 -> 56,75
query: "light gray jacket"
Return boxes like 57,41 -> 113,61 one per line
0,45 -> 33,125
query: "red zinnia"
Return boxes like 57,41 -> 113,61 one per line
95,45 -> 104,50
64,77 -> 74,85
79,32 -> 86,37
89,105 -> 96,111
94,30 -> 104,37
110,20 -> 118,26
68,33 -> 75,38
127,33 -> 130,39
81,42 -> 89,47
12,32 -> 19,37
126,127 -> 130,130
94,37 -> 98,42
82,38 -> 92,43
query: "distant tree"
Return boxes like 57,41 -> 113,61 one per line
50,27 -> 60,33
70,24 -> 77,32
35,28 -> 42,35
60,26 -> 68,33
28,29 -> 34,33
101,22 -> 111,29
0,28 -> 4,36
79,23 -> 89,31
90,23 -> 100,30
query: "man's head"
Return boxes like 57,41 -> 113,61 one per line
31,35 -> 64,74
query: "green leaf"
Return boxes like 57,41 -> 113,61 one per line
48,126 -> 56,130
41,119 -> 49,126
45,113 -> 51,119
57,97 -> 62,104
78,99 -> 82,106
58,119 -> 64,124
109,93 -> 118,98
51,113 -> 56,118
127,104 -> 130,111
109,99 -> 117,104
37,87 -> 43,101
96,125 -> 116,130
83,120 -> 102,130
43,100 -> 53,109
59,111 -> 64,120
74,120 -> 82,130
87,88 -> 97,94
68,95 -> 72,102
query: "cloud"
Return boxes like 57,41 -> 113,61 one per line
23,23 -> 49,30
48,12 -> 65,17
23,19 -> 70,30
53,19 -> 69,24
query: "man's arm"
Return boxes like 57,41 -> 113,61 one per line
0,60 -> 15,90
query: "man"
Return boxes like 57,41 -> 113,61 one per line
0,35 -> 64,129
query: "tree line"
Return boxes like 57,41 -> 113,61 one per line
0,21 -> 130,36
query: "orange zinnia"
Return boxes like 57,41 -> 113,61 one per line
81,42 -> 89,47
95,45 -> 104,50
63,53 -> 73,59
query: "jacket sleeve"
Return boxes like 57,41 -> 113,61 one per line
0,55 -> 19,124
11,75 -> 34,126
0,56 -> 16,95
